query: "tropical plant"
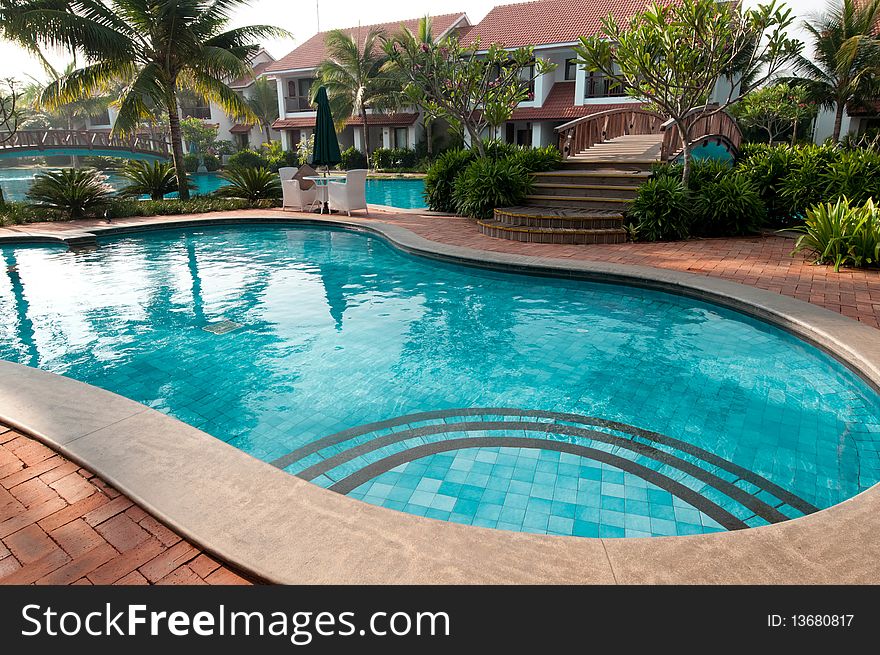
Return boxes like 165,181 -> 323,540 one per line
180,117 -> 218,156
511,145 -> 562,173
246,77 -> 279,144
371,147 -> 419,171
227,149 -> 269,170
452,157 -> 533,220
627,176 -> 692,241
384,30 -> 555,157
339,146 -> 368,170
823,149 -> 880,205
314,27 -> 399,167
424,148 -> 476,212
792,197 -> 880,270
26,168 -> 112,219
216,166 -> 280,201
574,0 -> 800,184
736,143 -> 799,222
778,144 -> 839,217
732,82 -> 817,145
16,0 -> 287,199
692,173 -> 766,237
792,0 -> 880,142
296,134 -> 315,166
119,160 -> 181,200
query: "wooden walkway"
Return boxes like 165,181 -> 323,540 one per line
566,134 -> 663,162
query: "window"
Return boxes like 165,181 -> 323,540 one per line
91,109 -> 111,126
394,127 -> 408,148
565,58 -> 578,81
286,78 -> 315,112
584,71 -> 625,98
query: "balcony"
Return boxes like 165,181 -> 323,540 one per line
181,106 -> 212,120
584,74 -> 626,99
285,96 -> 312,113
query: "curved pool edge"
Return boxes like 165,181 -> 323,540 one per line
2,214 -> 880,583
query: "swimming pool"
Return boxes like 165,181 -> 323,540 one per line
1,225 -> 878,538
0,168 -> 427,209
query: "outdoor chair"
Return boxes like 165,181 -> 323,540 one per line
281,167 -> 319,211
327,169 -> 368,216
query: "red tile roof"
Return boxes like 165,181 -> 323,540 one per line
848,99 -> 880,116
272,117 -> 317,129
229,123 -> 253,133
465,0 -> 676,48
346,112 -> 419,126
266,13 -> 467,73
509,81 -> 644,120
229,60 -> 274,89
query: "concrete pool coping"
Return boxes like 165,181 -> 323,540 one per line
1,212 -> 879,584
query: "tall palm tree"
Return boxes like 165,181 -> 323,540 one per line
793,0 -> 880,142
6,0 -> 286,199
314,27 -> 399,167
246,77 -> 279,145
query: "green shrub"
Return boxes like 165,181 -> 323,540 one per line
339,147 -> 367,170
823,149 -> 880,206
687,159 -> 734,190
227,149 -> 268,170
202,153 -> 221,172
452,157 -> 533,220
26,168 -> 112,219
692,173 -> 765,237
424,148 -> 476,212
214,140 -> 238,156
183,153 -> 200,172
372,147 -> 419,171
736,144 -> 798,223
481,139 -> 518,160
777,144 -> 838,219
792,197 -> 880,271
512,145 -> 562,172
0,201 -> 52,225
106,197 -> 252,218
627,176 -> 692,241
119,160 -> 182,200
215,166 -> 281,201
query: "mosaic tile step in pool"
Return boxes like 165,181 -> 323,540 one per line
2,225 -> 880,539
271,408 -> 820,537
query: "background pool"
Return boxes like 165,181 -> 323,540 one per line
0,168 -> 427,209
1,225 -> 878,538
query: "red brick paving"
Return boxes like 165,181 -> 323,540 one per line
2,208 -> 879,579
0,425 -> 253,586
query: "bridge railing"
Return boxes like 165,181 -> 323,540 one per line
555,107 -> 665,158
660,105 -> 742,161
0,129 -> 171,157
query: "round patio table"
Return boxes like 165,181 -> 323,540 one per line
304,175 -> 345,214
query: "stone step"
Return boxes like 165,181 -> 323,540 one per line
494,206 -> 623,229
560,159 -> 657,172
534,170 -> 649,187
525,194 -> 632,210
477,219 -> 627,244
532,182 -> 639,199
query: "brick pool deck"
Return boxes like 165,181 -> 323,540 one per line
0,424 -> 252,585
0,208 -> 878,584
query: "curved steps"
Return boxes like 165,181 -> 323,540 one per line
478,206 -> 626,244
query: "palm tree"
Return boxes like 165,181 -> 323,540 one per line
314,27 -> 399,167
793,0 -> 880,142
247,77 -> 279,145
6,0 -> 286,199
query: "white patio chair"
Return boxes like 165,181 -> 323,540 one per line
282,170 -> 319,212
278,166 -> 298,181
327,169 -> 369,216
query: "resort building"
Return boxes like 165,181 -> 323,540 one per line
264,13 -> 471,152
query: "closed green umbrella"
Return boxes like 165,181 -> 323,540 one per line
311,86 -> 341,169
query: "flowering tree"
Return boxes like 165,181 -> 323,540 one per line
732,82 -> 817,145
384,34 -> 555,157
574,0 -> 800,184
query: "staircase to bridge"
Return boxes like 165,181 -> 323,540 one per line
478,106 -> 741,245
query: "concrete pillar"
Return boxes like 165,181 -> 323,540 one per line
275,77 -> 286,118
382,127 -> 391,149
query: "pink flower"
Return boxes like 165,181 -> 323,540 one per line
420,43 -> 430,52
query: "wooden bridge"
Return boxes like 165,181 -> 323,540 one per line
0,129 -> 170,159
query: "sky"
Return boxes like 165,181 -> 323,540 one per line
0,0 -> 826,82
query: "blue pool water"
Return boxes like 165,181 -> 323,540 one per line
0,168 -> 427,209
1,225 -> 879,538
